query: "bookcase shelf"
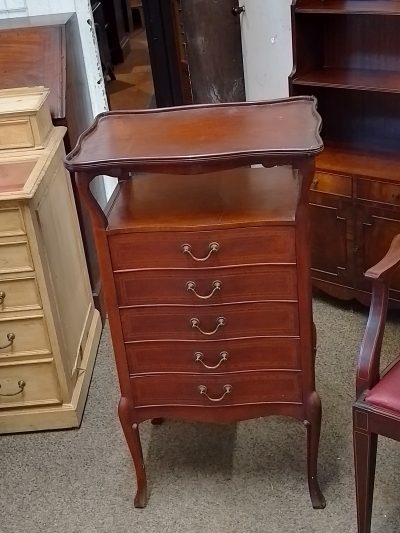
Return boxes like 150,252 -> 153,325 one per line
293,68 -> 400,94
291,0 -> 400,306
295,0 -> 400,15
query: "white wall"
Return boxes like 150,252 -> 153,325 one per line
240,0 -> 293,101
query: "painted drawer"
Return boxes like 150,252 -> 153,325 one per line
120,302 -> 299,342
0,358 -> 60,409
130,371 -> 303,407
115,265 -> 298,307
0,315 -> 51,357
0,240 -> 33,274
0,206 -> 25,237
108,226 -> 296,270
0,276 -> 41,313
126,337 -> 301,374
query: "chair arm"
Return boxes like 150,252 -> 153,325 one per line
365,234 -> 400,282
356,234 -> 400,398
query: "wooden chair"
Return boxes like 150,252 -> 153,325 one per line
353,234 -> 400,533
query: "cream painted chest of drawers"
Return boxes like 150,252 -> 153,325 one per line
0,87 -> 101,433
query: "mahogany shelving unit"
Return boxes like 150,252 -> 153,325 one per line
291,0 -> 400,305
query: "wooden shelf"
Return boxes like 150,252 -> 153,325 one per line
295,1 -> 400,15
317,144 -> 400,183
293,68 -> 400,93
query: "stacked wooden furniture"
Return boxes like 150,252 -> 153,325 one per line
0,14 -> 104,318
291,0 -> 400,305
65,97 -> 325,509
0,87 -> 101,434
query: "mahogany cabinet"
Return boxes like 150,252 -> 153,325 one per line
65,97 -> 326,509
291,0 -> 400,305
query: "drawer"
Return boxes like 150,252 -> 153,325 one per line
0,206 -> 25,237
0,358 -> 61,409
115,265 -> 298,307
0,117 -> 35,150
0,240 -> 33,274
108,226 -> 296,270
0,276 -> 41,313
120,302 -> 299,341
311,172 -> 352,197
356,179 -> 400,207
126,337 -> 301,374
0,315 -> 51,357
130,371 -> 302,407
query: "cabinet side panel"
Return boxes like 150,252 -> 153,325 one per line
31,144 -> 94,386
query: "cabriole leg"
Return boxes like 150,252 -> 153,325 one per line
305,391 -> 326,509
118,397 -> 148,508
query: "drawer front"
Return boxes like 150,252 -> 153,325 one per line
0,316 -> 51,357
115,265 -> 298,307
130,371 -> 302,407
311,172 -> 352,197
0,277 -> 41,313
126,337 -> 301,374
0,206 -> 25,237
0,358 -> 61,409
0,118 -> 34,150
357,179 -> 400,207
108,227 -> 296,270
0,241 -> 33,273
120,302 -> 299,342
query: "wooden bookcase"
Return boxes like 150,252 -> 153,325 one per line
290,0 -> 400,305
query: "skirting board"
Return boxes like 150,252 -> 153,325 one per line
0,310 -> 102,434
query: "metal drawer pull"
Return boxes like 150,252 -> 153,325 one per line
0,333 -> 15,350
186,280 -> 222,299
195,351 -> 228,369
182,242 -> 219,262
0,291 -> 5,304
198,384 -> 232,402
312,178 -> 319,188
0,379 -> 26,397
190,317 -> 226,336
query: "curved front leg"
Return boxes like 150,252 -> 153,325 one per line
304,391 -> 326,509
118,397 -> 148,508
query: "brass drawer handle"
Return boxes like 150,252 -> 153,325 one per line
0,291 -> 5,305
312,177 -> 319,188
195,351 -> 229,369
198,384 -> 232,402
182,242 -> 219,262
190,317 -> 226,336
0,333 -> 15,350
186,280 -> 222,299
0,379 -> 26,397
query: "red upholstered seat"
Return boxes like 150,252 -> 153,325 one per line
365,358 -> 400,414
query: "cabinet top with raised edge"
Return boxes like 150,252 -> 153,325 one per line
65,97 -> 323,174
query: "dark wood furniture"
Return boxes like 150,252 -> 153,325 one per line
353,234 -> 400,533
101,0 -> 132,64
0,14 -> 105,320
169,0 -> 245,104
141,0 -> 245,106
291,0 -> 400,306
65,96 -> 325,509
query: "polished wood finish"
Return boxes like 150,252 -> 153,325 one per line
353,234 -> 400,533
291,0 -> 400,305
65,97 -> 325,509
